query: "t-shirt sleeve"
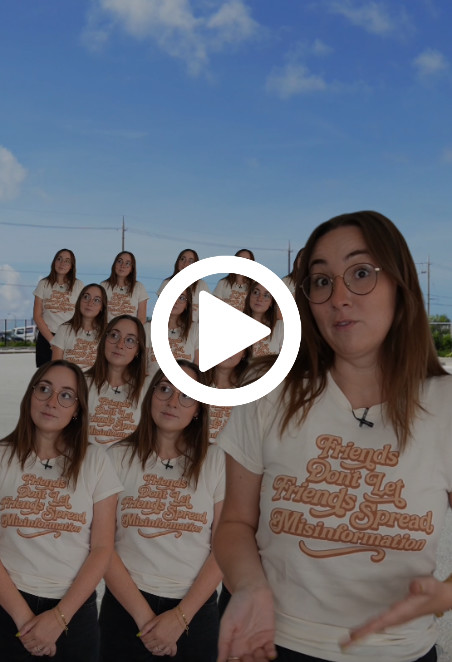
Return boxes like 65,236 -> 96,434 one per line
72,280 -> 84,298
213,280 -> 225,299
197,280 -> 210,294
51,324 -> 69,349
33,278 -> 48,299
136,281 -> 149,303
211,445 -> 226,503
217,398 -> 266,475
156,279 -> 169,297
88,446 -> 124,503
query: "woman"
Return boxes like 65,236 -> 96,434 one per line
214,211 -> 452,662
33,249 -> 84,367
0,360 -> 122,661
157,249 -> 209,322
146,289 -> 199,377
213,248 -> 255,311
99,360 -> 224,662
243,281 -> 284,357
101,252 -> 149,324
86,315 -> 148,447
51,283 -> 108,370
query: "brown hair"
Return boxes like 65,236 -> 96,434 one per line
281,210 -> 446,450
1,360 -> 88,487
203,346 -> 252,387
223,248 -> 255,288
243,280 -> 278,336
120,360 -> 209,488
46,248 -> 77,292
65,283 -> 108,337
172,289 -> 193,342
105,252 -> 138,295
85,315 -> 146,406
166,249 -> 200,294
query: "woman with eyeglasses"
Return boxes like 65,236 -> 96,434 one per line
86,315 -> 148,447
213,248 -> 255,311
99,360 -> 224,662
156,249 -> 209,322
214,211 -> 452,662
51,284 -> 108,370
0,360 -> 122,661
33,249 -> 84,367
101,252 -> 149,324
146,289 -> 199,378
243,281 -> 284,357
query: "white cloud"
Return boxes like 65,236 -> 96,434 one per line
82,0 -> 260,75
266,63 -> 327,99
312,38 -> 333,57
0,265 -> 32,318
327,0 -> 399,35
0,147 -> 27,201
413,49 -> 449,79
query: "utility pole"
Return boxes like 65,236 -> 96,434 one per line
122,216 -> 125,251
427,255 -> 431,318
287,240 -> 292,275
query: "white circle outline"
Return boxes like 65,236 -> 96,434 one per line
151,256 -> 301,406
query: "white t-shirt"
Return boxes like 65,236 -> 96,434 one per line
87,378 -> 150,447
251,320 -> 284,358
108,442 -> 225,598
101,281 -> 149,321
209,404 -> 233,444
213,279 -> 248,311
146,322 -> 199,377
51,324 -> 99,370
0,444 -> 122,599
218,374 -> 452,662
157,278 -> 209,323
282,275 -> 296,297
33,279 -> 84,333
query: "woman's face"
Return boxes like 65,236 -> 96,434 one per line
236,250 -> 253,261
151,367 -> 199,434
80,286 -> 103,320
249,284 -> 273,315
30,365 -> 78,435
104,318 -> 140,368
217,350 -> 245,370
115,253 -> 133,278
177,251 -> 196,271
170,292 -> 188,318
55,251 -> 72,276
308,225 -> 397,367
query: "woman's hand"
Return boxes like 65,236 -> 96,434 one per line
18,609 -> 64,656
139,609 -> 183,656
341,575 -> 452,650
217,586 -> 276,662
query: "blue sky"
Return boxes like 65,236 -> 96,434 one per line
1,0 -> 452,322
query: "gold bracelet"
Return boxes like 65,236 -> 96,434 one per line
176,604 -> 189,634
435,573 -> 452,618
54,606 -> 69,635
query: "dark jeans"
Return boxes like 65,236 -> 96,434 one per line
275,644 -> 437,662
99,586 -> 219,662
218,584 -> 231,618
0,591 -> 99,662
36,332 -> 54,367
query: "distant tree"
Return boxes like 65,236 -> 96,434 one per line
429,314 -> 452,356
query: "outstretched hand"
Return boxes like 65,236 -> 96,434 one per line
217,586 -> 277,662
341,576 -> 452,650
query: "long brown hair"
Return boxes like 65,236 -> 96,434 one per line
65,283 -> 108,337
105,251 -> 138,294
203,346 -> 252,387
85,315 -> 146,406
165,248 -> 201,294
172,289 -> 193,342
120,360 -> 209,488
281,210 -> 446,450
243,280 -> 278,335
1,360 -> 88,487
46,248 -> 77,292
223,248 -> 255,287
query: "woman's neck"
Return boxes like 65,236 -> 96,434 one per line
331,359 -> 383,408
168,314 -> 181,330
56,274 -> 66,285
252,311 -> 264,324
82,317 -> 94,331
108,365 -> 129,388
214,366 -> 234,389
156,430 -> 185,458
34,430 -> 64,459
116,276 -> 126,287
235,274 -> 246,286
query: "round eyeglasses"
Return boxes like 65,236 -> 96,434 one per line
153,382 -> 197,408
32,382 -> 78,408
106,330 -> 138,349
250,288 -> 272,301
301,263 -> 381,304
82,293 -> 102,306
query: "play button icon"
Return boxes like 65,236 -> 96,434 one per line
151,255 -> 301,406
198,291 -> 270,372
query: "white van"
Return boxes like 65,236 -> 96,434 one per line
11,325 -> 37,341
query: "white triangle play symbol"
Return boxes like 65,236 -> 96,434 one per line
198,291 -> 270,372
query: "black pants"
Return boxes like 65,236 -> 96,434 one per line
35,332 -> 54,367
99,586 -> 219,662
275,644 -> 437,662
0,591 -> 99,662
